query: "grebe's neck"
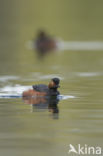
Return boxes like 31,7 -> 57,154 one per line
49,87 -> 59,96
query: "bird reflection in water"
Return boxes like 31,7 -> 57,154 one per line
22,95 -> 59,119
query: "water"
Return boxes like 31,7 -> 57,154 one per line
0,0 -> 103,156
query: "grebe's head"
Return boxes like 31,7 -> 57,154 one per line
48,78 -> 60,89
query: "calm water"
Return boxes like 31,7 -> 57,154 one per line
0,0 -> 103,156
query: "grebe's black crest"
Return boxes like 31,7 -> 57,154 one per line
52,78 -> 60,88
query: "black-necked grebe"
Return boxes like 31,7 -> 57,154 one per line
22,78 -> 60,97
35,30 -> 57,57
